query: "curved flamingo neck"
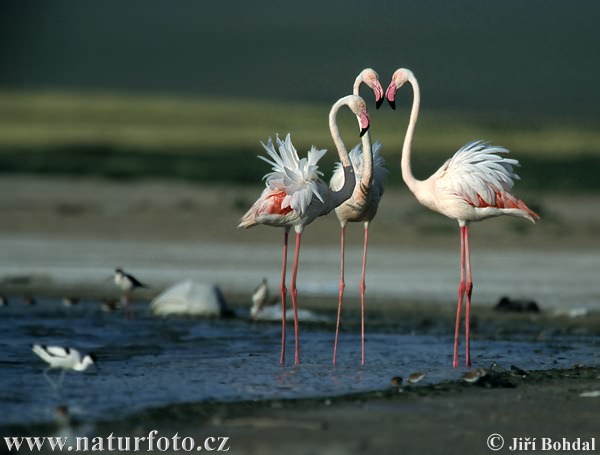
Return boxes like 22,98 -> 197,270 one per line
327,98 -> 357,210
352,76 -> 362,97
352,77 -> 374,189
329,98 -> 352,168
401,73 -> 422,194
359,130 -> 373,188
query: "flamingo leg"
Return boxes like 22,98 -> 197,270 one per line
290,231 -> 302,365
464,225 -> 473,367
333,224 -> 346,365
360,223 -> 369,365
280,229 -> 289,365
453,225 -> 467,368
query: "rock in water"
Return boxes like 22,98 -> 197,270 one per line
150,280 -> 232,317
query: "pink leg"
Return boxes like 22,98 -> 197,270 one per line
464,225 -> 473,367
360,223 -> 369,365
453,226 -> 466,368
280,229 -> 289,365
333,225 -> 346,365
290,231 -> 302,365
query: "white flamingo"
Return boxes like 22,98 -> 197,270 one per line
239,94 -> 371,365
330,68 -> 387,365
386,68 -> 539,367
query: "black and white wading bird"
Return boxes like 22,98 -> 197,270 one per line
113,268 -> 148,317
32,344 -> 97,389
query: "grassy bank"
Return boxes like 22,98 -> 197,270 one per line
1,90 -> 598,191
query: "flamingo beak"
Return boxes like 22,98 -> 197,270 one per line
386,83 -> 397,110
359,109 -> 370,137
374,82 -> 384,109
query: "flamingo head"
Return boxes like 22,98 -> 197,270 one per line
357,68 -> 384,109
386,68 -> 413,110
348,95 -> 370,137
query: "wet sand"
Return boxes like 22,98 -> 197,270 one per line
101,366 -> 600,455
7,364 -> 600,454
2,176 -> 600,312
2,176 -> 600,453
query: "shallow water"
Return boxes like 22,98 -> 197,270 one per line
1,299 -> 599,427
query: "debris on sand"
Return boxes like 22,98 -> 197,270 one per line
495,296 -> 540,313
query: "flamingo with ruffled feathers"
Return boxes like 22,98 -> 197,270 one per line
386,68 -> 539,367
330,68 -> 387,365
239,94 -> 371,365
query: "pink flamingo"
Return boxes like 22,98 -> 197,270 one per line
330,69 -> 387,365
386,68 -> 539,367
239,94 -> 371,365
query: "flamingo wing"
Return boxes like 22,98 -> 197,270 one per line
330,140 -> 387,192
260,134 -> 326,215
438,140 -> 527,210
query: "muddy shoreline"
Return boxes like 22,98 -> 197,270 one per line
2,177 -> 600,453
4,365 -> 600,454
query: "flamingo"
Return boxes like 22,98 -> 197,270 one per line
239,94 -> 371,365
386,68 -> 539,367
330,68 -> 388,365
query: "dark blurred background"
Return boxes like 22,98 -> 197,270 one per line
2,0 -> 599,115
0,0 -> 598,188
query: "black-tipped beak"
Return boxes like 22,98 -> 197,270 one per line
360,125 -> 370,137
375,97 -> 384,110
387,98 -> 396,110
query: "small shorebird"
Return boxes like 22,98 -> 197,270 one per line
113,268 -> 147,317
101,298 -> 119,312
32,344 -> 96,389
250,278 -> 327,322
251,278 -> 276,319
62,297 -> 79,307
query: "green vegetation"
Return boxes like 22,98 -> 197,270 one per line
1,91 -> 598,191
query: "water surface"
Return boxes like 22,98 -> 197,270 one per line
1,299 -> 598,426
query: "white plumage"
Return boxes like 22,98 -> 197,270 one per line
32,344 -> 96,372
436,140 -> 519,203
386,67 -> 539,368
328,68 -> 387,366
259,134 -> 327,214
238,94 -> 369,365
330,139 -> 387,213
250,278 -> 329,322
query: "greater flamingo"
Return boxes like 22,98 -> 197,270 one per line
330,69 -> 388,365
239,94 -> 371,365
386,68 -> 539,367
